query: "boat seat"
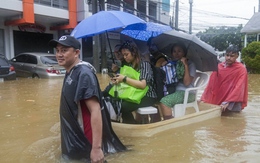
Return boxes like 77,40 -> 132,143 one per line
137,106 -> 158,124
173,71 -> 210,118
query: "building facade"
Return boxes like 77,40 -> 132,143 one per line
0,0 -> 171,61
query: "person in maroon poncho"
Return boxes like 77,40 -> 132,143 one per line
201,45 -> 248,112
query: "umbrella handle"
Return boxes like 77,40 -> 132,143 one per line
105,31 -> 115,64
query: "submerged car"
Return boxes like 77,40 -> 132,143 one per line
0,54 -> 16,80
10,52 -> 66,78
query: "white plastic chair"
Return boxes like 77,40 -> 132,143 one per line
137,106 -> 158,124
173,71 -> 210,118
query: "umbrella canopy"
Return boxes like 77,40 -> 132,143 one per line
121,22 -> 172,41
71,10 -> 145,39
153,30 -> 218,72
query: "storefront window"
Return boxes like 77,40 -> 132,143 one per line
34,0 -> 68,9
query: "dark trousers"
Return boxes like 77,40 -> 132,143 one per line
121,96 -> 156,124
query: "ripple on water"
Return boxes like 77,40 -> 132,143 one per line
20,136 -> 60,163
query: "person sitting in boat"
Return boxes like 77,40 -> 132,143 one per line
102,44 -> 125,97
111,40 -> 157,124
159,42 -> 196,120
147,37 -> 169,67
200,45 -> 248,112
111,44 -> 126,73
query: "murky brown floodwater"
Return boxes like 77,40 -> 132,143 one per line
0,74 -> 260,163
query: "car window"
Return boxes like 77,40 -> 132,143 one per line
14,55 -> 28,62
27,55 -> 37,64
0,57 -> 9,66
40,56 -> 58,65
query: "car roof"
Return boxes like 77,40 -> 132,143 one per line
17,52 -> 55,56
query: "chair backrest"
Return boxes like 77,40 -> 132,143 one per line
192,72 -> 209,89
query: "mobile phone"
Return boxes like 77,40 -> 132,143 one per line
108,73 -> 115,78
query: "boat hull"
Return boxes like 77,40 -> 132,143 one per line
112,102 -> 221,137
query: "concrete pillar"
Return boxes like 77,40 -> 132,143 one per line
134,0 -> 137,15
157,1 -> 160,21
5,26 -> 14,59
146,0 -> 149,21
244,34 -> 247,47
104,0 -> 107,11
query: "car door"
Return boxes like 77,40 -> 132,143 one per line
22,54 -> 38,77
10,54 -> 28,77
11,54 -> 38,78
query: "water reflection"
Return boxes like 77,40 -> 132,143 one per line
0,74 -> 260,163
192,113 -> 247,162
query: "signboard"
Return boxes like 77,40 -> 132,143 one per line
18,23 -> 46,33
107,32 -> 120,39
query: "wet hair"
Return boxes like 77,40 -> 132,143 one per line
114,44 -> 124,61
226,45 -> 239,54
120,40 -> 141,70
170,42 -> 187,57
114,44 -> 121,52
120,40 -> 138,55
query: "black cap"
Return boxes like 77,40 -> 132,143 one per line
48,35 -> 81,49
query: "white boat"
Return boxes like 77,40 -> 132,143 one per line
112,102 -> 221,137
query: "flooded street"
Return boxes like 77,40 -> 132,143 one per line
0,74 -> 260,163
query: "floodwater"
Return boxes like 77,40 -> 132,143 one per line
0,74 -> 260,163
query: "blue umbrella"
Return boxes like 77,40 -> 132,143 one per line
121,22 -> 172,41
71,10 -> 145,39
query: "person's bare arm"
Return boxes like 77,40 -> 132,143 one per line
181,57 -> 194,86
85,96 -> 104,163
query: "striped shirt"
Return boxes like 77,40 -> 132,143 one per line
161,62 -> 178,85
139,62 -> 157,98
